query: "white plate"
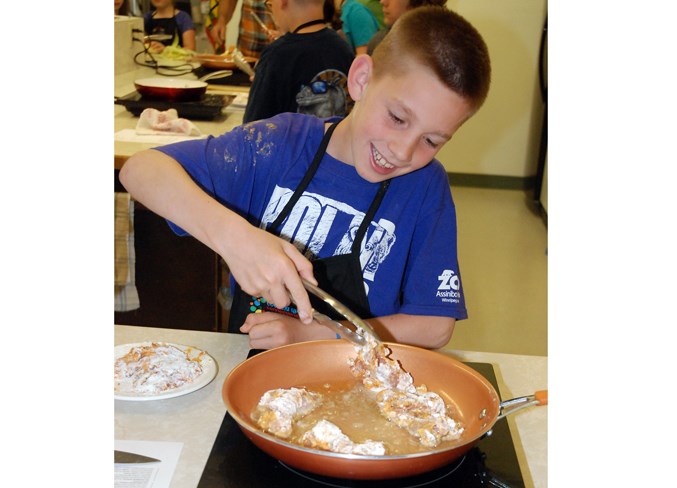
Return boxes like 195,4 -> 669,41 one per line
114,342 -> 218,401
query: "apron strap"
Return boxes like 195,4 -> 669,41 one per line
351,180 -> 390,253
270,122 -> 339,231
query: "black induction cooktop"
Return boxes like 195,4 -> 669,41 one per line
198,355 -> 524,488
114,92 -> 234,120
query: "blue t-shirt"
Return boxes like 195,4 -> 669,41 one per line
156,113 -> 467,320
340,0 -> 380,51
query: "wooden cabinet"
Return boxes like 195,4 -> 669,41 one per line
115,171 -> 229,331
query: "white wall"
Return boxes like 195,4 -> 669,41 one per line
438,0 -> 547,177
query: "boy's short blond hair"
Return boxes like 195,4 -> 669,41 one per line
371,6 -> 491,112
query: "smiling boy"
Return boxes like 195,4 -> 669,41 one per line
120,6 -> 491,350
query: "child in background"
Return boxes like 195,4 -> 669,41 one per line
367,0 -> 445,54
120,6 -> 491,350
357,0 -> 385,29
144,0 -> 196,53
338,0 -> 380,54
114,0 -> 128,15
243,0 -> 354,122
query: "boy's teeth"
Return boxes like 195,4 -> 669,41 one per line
373,147 -> 394,169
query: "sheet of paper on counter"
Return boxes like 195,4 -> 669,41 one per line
229,93 -> 248,110
114,439 -> 182,488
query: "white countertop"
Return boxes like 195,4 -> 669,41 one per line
114,324 -> 547,487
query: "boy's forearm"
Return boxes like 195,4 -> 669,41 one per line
118,149 -> 246,257
368,314 -> 455,349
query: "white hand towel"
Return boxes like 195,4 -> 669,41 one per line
135,108 -> 202,136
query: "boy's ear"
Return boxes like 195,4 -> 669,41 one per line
347,54 -> 373,102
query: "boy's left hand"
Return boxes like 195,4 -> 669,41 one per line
240,311 -> 331,349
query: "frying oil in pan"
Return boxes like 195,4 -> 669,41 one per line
277,380 -> 463,456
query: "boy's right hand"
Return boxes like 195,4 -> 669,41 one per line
221,223 -> 317,324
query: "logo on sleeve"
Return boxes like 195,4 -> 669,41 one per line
437,269 -> 461,303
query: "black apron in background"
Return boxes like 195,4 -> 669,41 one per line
228,122 -> 390,333
147,13 -> 181,47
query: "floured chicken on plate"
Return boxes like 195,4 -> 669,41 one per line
114,343 -> 204,395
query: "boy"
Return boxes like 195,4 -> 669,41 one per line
339,0 -> 380,54
243,0 -> 355,122
120,6 -> 491,350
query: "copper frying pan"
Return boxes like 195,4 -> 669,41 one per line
134,77 -> 208,102
222,340 -> 547,480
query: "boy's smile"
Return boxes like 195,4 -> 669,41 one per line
371,144 -> 396,173
329,55 -> 474,183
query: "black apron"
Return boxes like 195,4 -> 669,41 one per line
228,122 -> 390,333
147,13 -> 181,47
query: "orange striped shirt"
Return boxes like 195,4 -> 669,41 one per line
237,2 -> 276,59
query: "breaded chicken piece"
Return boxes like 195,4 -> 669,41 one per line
252,387 -> 322,438
348,337 -> 417,394
377,389 -> 463,447
301,420 -> 386,455
348,336 -> 464,448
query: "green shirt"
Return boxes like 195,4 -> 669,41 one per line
356,0 -> 385,29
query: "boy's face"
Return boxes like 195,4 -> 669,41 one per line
338,56 -> 473,184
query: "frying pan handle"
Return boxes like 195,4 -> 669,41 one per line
497,390 -> 548,420
535,390 -> 548,405
198,69 -> 233,82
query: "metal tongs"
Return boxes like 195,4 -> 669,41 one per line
232,49 -> 255,78
250,11 -> 275,39
302,279 -> 381,346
